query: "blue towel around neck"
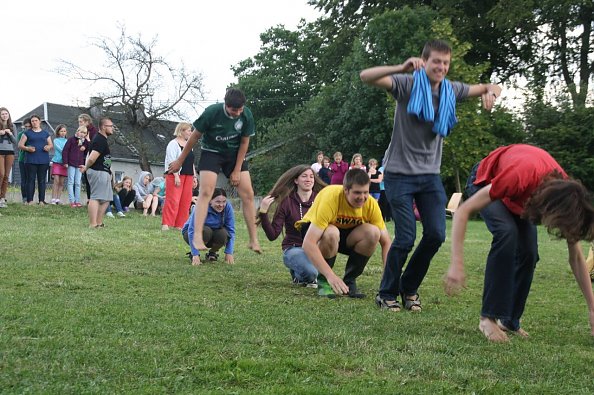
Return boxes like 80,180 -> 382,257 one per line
407,68 -> 457,137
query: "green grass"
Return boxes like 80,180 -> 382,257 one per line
1,203 -> 593,394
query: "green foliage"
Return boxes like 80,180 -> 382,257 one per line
2,202 -> 594,393
526,104 -> 594,190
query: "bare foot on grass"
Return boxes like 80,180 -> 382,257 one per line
479,317 -> 509,343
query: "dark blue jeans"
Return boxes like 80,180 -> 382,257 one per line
466,163 -> 539,331
25,163 -> 49,203
379,173 -> 447,299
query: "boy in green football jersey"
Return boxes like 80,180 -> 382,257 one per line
169,88 -> 261,255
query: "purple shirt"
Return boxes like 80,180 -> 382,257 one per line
259,191 -> 317,250
62,136 -> 90,167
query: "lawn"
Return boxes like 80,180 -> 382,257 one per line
1,203 -> 593,394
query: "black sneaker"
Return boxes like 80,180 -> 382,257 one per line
206,251 -> 219,262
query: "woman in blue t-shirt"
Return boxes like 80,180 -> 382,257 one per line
18,114 -> 53,205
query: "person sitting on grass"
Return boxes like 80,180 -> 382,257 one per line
445,144 -> 594,342
133,171 -> 159,216
181,188 -> 235,266
257,165 -> 326,288
296,168 -> 391,298
150,176 -> 166,214
105,176 -> 136,218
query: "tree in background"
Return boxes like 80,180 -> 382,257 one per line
58,27 -> 204,172
240,6 -> 523,193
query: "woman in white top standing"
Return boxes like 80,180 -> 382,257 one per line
162,122 -> 195,231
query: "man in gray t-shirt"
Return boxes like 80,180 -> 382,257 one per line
360,39 -> 502,312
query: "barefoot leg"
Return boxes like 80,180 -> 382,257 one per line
479,317 -> 509,343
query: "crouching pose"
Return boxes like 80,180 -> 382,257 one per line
445,144 -> 594,342
182,188 -> 235,265
296,169 -> 391,298
257,165 -> 326,288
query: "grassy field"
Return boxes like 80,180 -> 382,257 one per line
1,202 -> 593,394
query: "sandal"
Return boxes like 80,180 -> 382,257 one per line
402,293 -> 422,312
375,294 -> 401,312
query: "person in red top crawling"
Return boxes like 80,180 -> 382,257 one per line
445,144 -> 594,343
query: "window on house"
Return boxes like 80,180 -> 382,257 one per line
114,171 -> 124,183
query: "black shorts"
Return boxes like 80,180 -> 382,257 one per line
300,223 -> 356,256
198,150 -> 248,178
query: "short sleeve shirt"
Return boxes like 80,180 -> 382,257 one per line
24,129 -> 51,164
295,185 -> 386,231
193,103 -> 255,154
383,74 -> 469,175
89,133 -> 111,173
474,144 -> 567,215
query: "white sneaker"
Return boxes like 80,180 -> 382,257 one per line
0,198 -> 6,208
116,211 -> 125,217
105,212 -> 115,218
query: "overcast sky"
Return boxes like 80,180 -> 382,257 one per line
2,0 -> 321,120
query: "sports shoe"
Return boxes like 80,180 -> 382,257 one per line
75,202 -> 83,208
123,207 -> 129,212
206,251 -> 219,262
0,198 -> 6,208
292,278 -> 318,289
317,277 -> 336,298
105,212 -> 115,218
116,211 -> 126,217
70,203 -> 77,208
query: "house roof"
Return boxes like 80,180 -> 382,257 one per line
15,102 -> 179,165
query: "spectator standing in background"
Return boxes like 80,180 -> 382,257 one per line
16,118 -> 31,203
162,122 -> 195,231
50,124 -> 68,204
18,114 -> 53,205
0,107 -> 17,208
330,151 -> 349,185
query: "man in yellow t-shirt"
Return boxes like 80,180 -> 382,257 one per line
296,169 -> 391,298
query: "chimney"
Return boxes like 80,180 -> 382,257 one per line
89,97 -> 104,119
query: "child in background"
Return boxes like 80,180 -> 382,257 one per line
182,188 -> 235,265
350,153 -> 366,171
50,125 -> 68,204
330,151 -> 349,185
367,158 -> 383,200
62,126 -> 90,207
318,156 -> 332,185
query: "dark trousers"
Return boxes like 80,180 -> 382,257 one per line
466,163 -> 538,331
379,173 -> 447,299
25,163 -> 49,203
19,161 -> 27,201
117,189 -> 136,209
183,226 -> 228,253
